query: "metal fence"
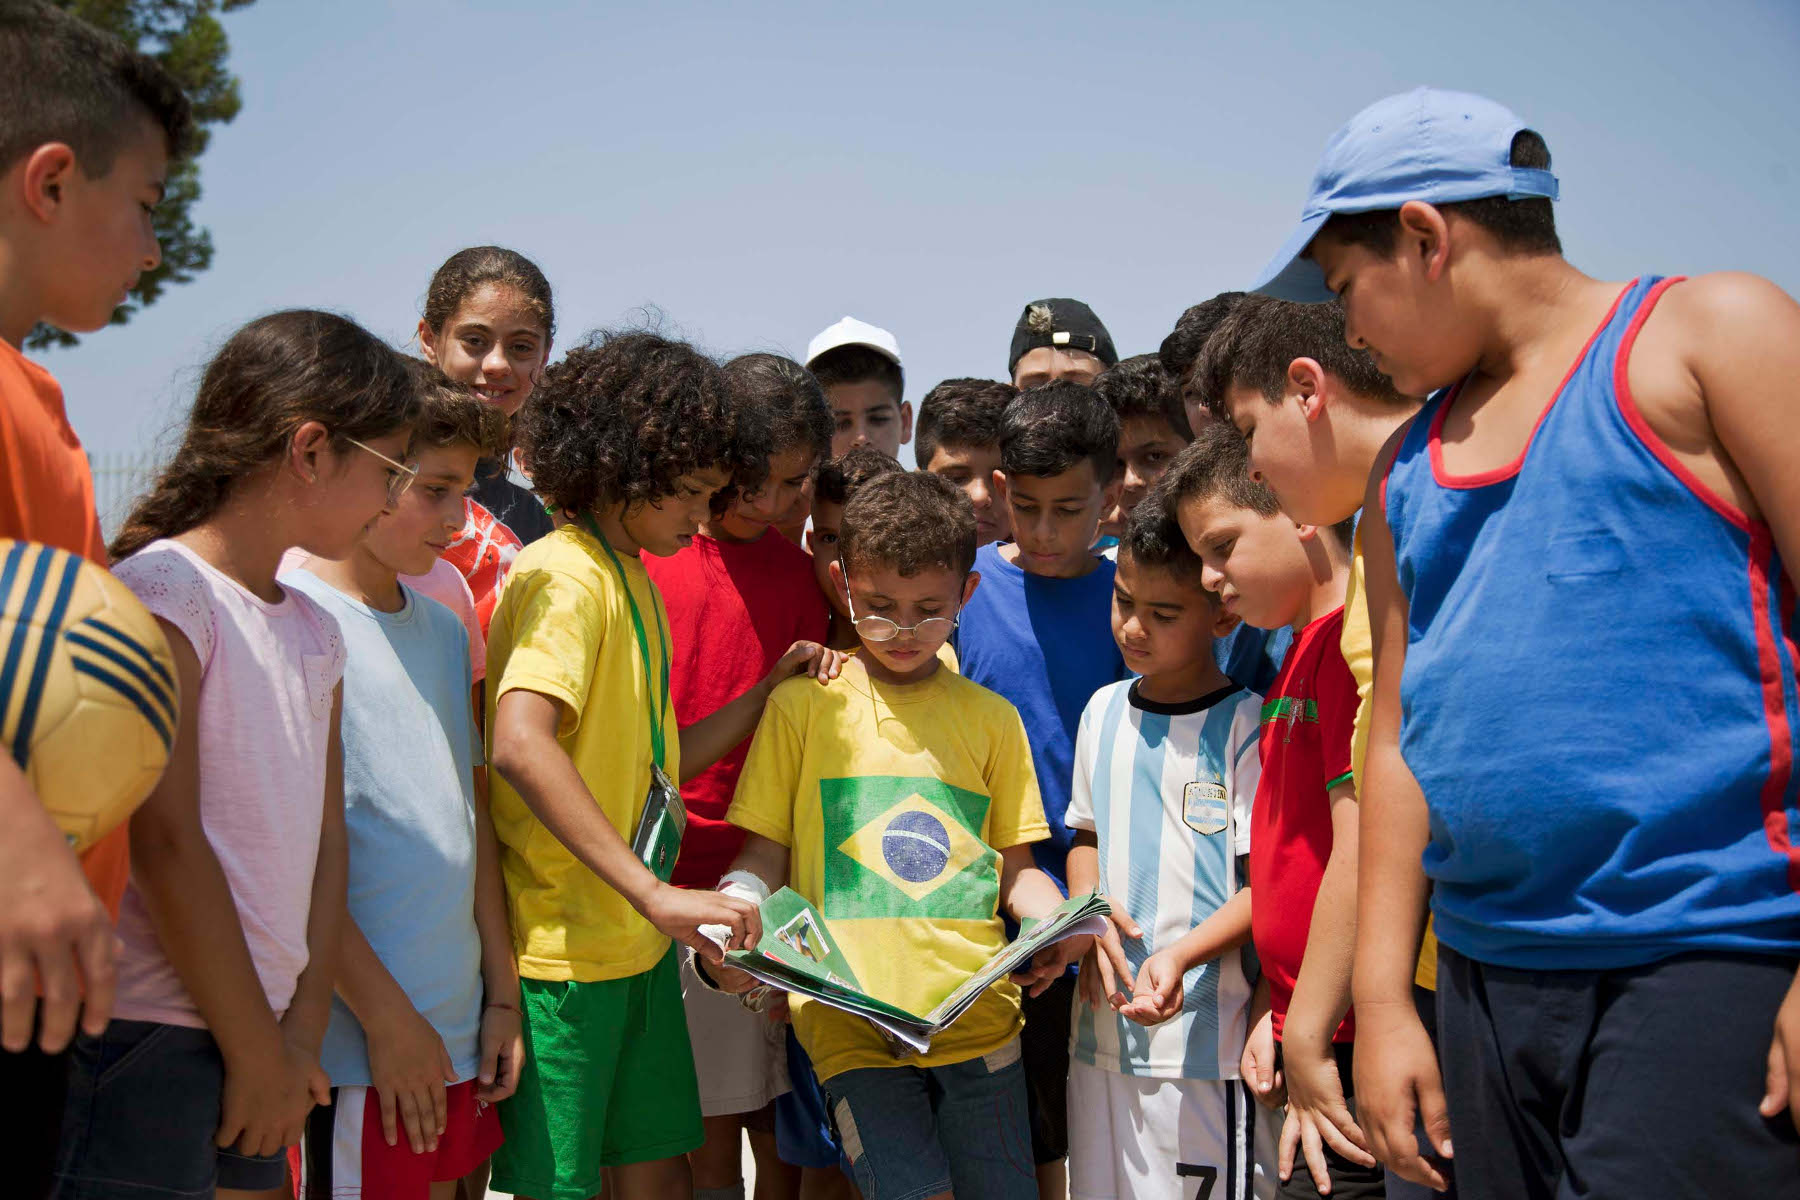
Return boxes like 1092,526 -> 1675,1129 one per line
89,450 -> 160,541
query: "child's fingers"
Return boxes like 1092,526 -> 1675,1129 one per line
33,942 -> 80,1056
398,1090 -> 427,1155
1299,1116 -> 1333,1195
1418,1071 -> 1454,1162
430,1079 -> 448,1146
377,1088 -> 400,1149
1100,934 -> 1135,996
1316,1103 -> 1375,1165
1760,1037 -> 1785,1118
0,946 -> 41,1053
503,1035 -> 525,1091
77,931 -> 118,1039
1277,1109 -> 1299,1182
1107,907 -> 1143,941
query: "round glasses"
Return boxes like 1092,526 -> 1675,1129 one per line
344,436 -> 419,506
851,614 -> 957,644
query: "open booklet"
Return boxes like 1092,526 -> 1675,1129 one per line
722,888 -> 1110,1056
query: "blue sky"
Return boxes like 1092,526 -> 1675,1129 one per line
47,0 -> 1800,487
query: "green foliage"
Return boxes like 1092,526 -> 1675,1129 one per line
28,0 -> 253,350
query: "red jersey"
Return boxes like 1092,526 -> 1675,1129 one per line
644,529 -> 829,888
0,339 -> 128,915
1249,606 -> 1358,1043
440,496 -> 523,637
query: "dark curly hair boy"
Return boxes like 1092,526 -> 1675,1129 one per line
519,330 -> 772,519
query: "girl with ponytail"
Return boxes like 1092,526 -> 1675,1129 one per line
57,310 -> 418,1198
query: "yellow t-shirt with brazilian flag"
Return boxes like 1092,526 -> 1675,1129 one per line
485,524 -> 679,983
1345,528 -> 1438,990
728,655 -> 1049,1081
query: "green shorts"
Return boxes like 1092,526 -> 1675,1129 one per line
489,946 -> 702,1200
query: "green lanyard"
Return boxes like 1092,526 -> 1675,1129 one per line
580,514 -> 670,770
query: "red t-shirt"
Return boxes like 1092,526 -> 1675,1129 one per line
645,530 -> 829,888
440,496 -> 523,637
1249,605 -> 1358,1043
0,339 -> 130,916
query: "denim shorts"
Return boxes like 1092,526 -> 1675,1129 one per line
54,1019 -> 287,1198
822,1038 -> 1034,1200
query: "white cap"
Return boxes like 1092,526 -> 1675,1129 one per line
805,316 -> 901,368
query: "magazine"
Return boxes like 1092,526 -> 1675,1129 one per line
723,888 -> 1110,1055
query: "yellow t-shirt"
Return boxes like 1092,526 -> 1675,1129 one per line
1344,528 -> 1438,990
485,525 -> 680,983
728,656 -> 1049,1081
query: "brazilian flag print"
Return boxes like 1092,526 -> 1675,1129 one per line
822,776 -> 998,922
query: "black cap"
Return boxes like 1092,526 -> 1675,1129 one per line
1008,298 -> 1118,376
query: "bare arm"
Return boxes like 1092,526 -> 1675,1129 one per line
677,641 -> 844,785
1156,888 -> 1253,975
470,764 -> 523,1103
489,688 -> 758,961
1000,844 -> 1089,997
281,685 -> 347,1056
1283,780 -> 1362,1054
1349,435 -> 1453,1190
128,621 -> 312,1156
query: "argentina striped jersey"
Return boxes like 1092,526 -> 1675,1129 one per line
1066,679 -> 1262,1079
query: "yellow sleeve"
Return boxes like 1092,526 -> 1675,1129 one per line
726,700 -> 804,848
493,566 -> 606,738
983,702 -> 1050,850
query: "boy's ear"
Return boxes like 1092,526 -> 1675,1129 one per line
804,525 -> 818,556
898,401 -> 914,445
827,557 -> 848,602
960,570 -> 981,606
19,143 -> 78,223
1099,470 -> 1124,515
992,470 -> 1010,508
1293,519 -> 1321,543
289,420 -> 333,484
1287,357 -> 1328,422
1397,200 -> 1452,283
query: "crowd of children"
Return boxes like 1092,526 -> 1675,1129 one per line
3,6 -> 1799,1200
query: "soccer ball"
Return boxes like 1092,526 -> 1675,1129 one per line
0,540 -> 176,852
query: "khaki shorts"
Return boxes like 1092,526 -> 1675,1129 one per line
680,951 -> 792,1118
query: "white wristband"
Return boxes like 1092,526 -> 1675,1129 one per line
697,870 -> 772,951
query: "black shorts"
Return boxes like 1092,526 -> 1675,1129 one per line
54,1019 -> 288,1198
1436,946 -> 1800,1200
0,1036 -> 70,1200
1020,973 -> 1075,1164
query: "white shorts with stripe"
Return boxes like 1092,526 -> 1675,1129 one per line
1067,1059 -> 1279,1200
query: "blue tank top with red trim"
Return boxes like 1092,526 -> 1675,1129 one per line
1384,275 -> 1800,970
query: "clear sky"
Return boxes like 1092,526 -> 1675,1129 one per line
45,0 -> 1800,495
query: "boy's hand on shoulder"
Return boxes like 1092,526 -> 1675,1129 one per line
1760,966 -> 1800,1136
1077,901 -> 1141,1011
476,1002 -> 524,1105
1354,997 -> 1452,1191
645,882 -> 762,965
365,1002 -> 456,1154
216,1032 -> 326,1159
1278,1034 -> 1376,1193
764,640 -> 847,693
1117,950 -> 1185,1026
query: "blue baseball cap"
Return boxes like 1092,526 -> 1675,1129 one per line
1251,87 -> 1560,302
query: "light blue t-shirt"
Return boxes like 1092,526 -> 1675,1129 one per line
281,570 -> 484,1087
1065,679 -> 1262,1078
955,543 -> 1126,889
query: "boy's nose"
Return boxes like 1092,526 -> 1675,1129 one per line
1201,562 -> 1225,593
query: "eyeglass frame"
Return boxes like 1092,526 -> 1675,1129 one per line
836,557 -> 964,644
344,436 -> 419,506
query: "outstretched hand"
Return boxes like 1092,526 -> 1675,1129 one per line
1117,949 -> 1185,1026
1077,901 -> 1141,1011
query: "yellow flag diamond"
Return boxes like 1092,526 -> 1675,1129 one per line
837,792 -> 993,904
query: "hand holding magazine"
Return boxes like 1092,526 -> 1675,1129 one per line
722,888 -> 1110,1055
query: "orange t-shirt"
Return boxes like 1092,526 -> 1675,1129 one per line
0,338 -> 130,916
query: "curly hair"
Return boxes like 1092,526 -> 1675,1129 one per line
1158,293 -> 1249,379
518,330 -> 771,516
1094,354 -> 1192,440
840,471 -> 977,579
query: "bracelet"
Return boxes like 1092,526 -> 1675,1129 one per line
484,1001 -> 520,1014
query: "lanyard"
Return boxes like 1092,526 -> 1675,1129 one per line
580,514 -> 670,770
